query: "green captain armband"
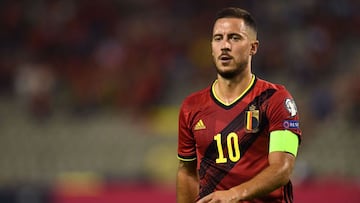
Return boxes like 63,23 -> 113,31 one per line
269,130 -> 299,157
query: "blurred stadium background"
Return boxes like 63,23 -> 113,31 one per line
0,0 -> 359,202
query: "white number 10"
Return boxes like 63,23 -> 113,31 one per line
214,132 -> 241,163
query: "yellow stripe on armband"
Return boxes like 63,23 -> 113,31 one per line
269,130 -> 299,157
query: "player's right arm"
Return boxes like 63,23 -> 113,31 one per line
176,159 -> 199,203
177,99 -> 199,202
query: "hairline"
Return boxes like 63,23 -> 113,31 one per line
213,8 -> 258,37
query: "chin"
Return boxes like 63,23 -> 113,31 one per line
217,69 -> 239,79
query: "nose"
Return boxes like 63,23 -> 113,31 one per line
221,40 -> 231,51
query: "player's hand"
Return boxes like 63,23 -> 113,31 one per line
196,189 -> 239,203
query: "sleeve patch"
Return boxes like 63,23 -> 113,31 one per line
284,98 -> 298,117
283,120 -> 299,129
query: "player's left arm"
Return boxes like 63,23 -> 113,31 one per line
197,131 -> 298,203
231,150 -> 296,201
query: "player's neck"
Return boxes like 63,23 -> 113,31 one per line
215,72 -> 253,105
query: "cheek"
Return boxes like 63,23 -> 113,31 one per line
211,45 -> 216,55
211,47 -> 219,58
234,47 -> 250,57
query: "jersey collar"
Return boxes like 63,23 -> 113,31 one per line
211,74 -> 256,109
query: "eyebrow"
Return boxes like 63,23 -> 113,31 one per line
228,33 -> 242,37
212,32 -> 244,38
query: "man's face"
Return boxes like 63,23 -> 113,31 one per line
211,18 -> 258,79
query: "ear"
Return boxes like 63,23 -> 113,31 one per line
250,40 -> 259,55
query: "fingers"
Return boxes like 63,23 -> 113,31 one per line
196,193 -> 212,203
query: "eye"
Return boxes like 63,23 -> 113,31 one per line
229,34 -> 241,41
213,35 -> 222,42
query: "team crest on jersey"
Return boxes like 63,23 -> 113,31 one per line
284,98 -> 297,117
245,105 -> 260,133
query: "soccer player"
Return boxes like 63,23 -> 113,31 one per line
177,7 -> 301,203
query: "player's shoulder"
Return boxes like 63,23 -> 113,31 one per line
256,77 -> 287,91
255,77 -> 295,103
255,77 -> 293,96
181,85 -> 211,108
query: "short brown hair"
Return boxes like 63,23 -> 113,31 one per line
214,7 -> 257,34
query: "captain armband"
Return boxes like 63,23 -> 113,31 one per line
269,130 -> 299,157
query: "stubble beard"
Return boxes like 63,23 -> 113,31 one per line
216,60 -> 248,79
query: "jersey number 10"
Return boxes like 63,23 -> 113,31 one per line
214,133 -> 241,163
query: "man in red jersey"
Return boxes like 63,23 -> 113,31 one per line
177,7 -> 301,203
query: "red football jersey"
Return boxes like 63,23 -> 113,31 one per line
178,76 -> 302,203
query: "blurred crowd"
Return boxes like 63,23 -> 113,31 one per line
1,0 -> 359,128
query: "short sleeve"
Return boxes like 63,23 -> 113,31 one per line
265,88 -> 302,141
177,102 -> 197,161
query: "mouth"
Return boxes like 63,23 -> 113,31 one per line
219,54 -> 233,63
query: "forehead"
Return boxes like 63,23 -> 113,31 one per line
213,18 -> 247,34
